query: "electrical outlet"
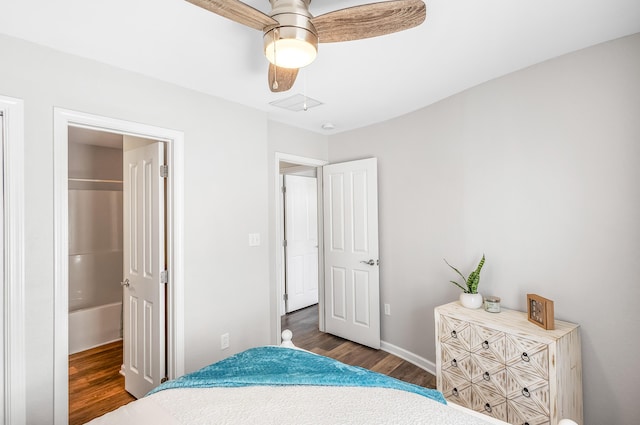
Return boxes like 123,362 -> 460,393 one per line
384,303 -> 391,316
221,333 -> 229,350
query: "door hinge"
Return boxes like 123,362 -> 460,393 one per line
161,376 -> 169,383
281,186 -> 286,193
282,240 -> 287,247
160,164 -> 168,178
160,270 -> 168,284
283,293 -> 288,301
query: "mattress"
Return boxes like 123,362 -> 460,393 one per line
87,385 -> 499,424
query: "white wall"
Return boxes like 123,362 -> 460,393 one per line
328,33 -> 640,425
0,34 -> 271,423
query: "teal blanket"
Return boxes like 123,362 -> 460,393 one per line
148,346 -> 446,404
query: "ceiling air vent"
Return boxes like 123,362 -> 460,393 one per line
269,94 -> 323,112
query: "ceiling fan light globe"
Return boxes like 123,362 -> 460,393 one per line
264,26 -> 318,69
265,38 -> 317,68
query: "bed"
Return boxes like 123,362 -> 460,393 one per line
85,331 -> 512,425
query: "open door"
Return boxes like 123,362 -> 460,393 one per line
323,158 -> 380,349
284,174 -> 319,312
123,141 -> 166,398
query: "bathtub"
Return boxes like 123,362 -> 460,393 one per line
69,301 -> 122,354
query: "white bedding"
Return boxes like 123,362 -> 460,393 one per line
87,385 -> 501,425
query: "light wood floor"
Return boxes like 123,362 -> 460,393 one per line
69,340 -> 135,425
69,304 -> 435,424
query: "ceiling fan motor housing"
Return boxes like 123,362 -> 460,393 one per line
264,0 -> 318,68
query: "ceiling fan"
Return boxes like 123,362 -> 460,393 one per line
185,0 -> 427,92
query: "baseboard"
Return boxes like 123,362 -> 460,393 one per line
380,340 -> 436,376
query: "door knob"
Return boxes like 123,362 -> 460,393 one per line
360,259 -> 375,266
121,278 -> 130,287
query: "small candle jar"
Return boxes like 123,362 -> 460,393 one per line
484,296 -> 501,313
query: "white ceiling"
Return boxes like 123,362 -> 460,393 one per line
1,0 -> 639,134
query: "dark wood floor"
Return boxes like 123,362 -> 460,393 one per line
69,304 -> 435,424
282,304 -> 436,389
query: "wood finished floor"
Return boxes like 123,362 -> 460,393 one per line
69,304 -> 435,424
282,304 -> 436,389
68,341 -> 135,425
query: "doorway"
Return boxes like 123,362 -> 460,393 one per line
281,165 -> 319,314
67,129 -> 168,400
53,109 -> 184,424
274,154 -> 381,350
275,153 -> 327,341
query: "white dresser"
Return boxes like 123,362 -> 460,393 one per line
435,302 -> 583,425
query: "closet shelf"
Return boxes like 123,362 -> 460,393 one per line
68,178 -> 123,184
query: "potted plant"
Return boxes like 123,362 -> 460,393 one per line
444,254 -> 485,309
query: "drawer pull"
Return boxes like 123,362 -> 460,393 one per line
484,403 -> 492,413
483,371 -> 491,381
452,388 -> 459,397
482,340 -> 489,349
451,330 -> 458,339
451,359 -> 458,367
521,352 -> 530,362
522,387 -> 530,397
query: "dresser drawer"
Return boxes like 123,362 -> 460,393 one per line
441,351 -> 472,389
506,376 -> 550,417
441,372 -> 472,408
470,323 -> 506,364
441,340 -> 469,366
505,334 -> 549,380
472,387 -> 508,423
471,354 -> 507,397
507,399 -> 550,425
439,315 -> 472,350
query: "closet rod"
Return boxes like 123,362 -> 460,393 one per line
68,177 -> 123,184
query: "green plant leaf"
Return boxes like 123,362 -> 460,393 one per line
443,259 -> 467,284
444,254 -> 485,294
449,280 -> 469,293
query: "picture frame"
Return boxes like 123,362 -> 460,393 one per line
527,293 -> 555,330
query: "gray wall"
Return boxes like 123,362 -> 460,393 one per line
328,33 -> 640,425
0,34 -> 272,423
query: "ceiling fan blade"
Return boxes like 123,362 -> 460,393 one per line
310,0 -> 426,43
185,0 -> 277,31
268,64 -> 299,92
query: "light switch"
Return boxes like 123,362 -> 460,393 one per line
249,233 -> 261,246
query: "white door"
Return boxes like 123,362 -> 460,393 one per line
323,158 -> 380,349
284,175 -> 319,312
123,141 -> 165,398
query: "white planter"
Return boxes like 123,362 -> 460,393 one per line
460,292 -> 483,309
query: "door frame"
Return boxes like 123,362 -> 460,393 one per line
274,153 -> 327,341
0,95 -> 26,425
53,109 -> 185,424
